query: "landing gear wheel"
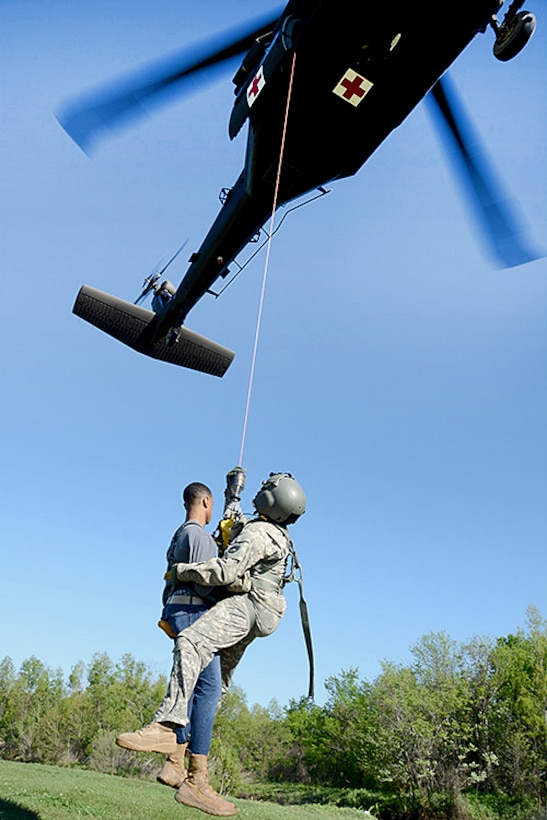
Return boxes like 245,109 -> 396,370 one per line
494,11 -> 536,61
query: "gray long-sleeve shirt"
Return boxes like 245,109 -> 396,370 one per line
162,519 -> 218,605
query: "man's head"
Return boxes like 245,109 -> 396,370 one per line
183,482 -> 213,525
252,473 -> 306,525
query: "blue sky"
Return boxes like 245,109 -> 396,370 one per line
1,0 -> 546,709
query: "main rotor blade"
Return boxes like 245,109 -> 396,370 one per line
57,10 -> 281,152
428,75 -> 541,268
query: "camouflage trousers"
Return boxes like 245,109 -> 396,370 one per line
154,594 -> 263,727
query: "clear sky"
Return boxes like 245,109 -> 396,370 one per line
1,0 -> 546,710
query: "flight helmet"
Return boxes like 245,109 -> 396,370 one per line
253,472 -> 306,525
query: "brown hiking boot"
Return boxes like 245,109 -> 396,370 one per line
175,753 -> 238,816
116,722 -> 177,754
157,742 -> 188,789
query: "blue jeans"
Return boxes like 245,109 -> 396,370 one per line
162,604 -> 222,756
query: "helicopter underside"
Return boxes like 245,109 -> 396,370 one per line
69,0 -> 538,370
245,0 -> 504,202
156,0 -> 504,331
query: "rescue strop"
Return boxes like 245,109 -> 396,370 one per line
284,537 -> 315,701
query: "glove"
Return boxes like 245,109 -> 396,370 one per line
218,517 -> 236,550
216,513 -> 247,555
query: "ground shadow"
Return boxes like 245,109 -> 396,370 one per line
0,799 -> 41,819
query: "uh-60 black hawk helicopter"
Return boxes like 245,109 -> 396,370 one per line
59,0 -> 540,378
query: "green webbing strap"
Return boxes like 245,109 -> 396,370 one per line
297,577 -> 315,700
283,536 -> 315,701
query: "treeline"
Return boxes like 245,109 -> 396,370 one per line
0,607 -> 545,819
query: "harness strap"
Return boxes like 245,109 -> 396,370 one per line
236,518 -> 315,699
284,537 -> 315,700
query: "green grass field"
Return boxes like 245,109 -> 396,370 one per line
0,760 -> 374,819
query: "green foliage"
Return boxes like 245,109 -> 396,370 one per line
211,686 -> 295,788
372,632 -> 478,801
487,607 -> 547,798
0,652 -> 166,769
285,696 -> 329,782
0,607 -> 545,820
284,670 -> 377,787
0,656 -> 67,763
85,652 -> 166,737
239,780 -> 389,813
281,610 -> 547,816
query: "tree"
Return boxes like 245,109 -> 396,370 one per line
488,606 -> 547,799
1,609 -> 544,812
0,656 -> 66,762
85,652 -> 166,742
371,633 -> 482,807
284,696 -> 327,783
0,657 -> 16,754
0,653 -> 166,768
321,669 -> 376,787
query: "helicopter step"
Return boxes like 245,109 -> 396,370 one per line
73,285 -> 234,377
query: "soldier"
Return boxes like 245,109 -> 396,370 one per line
117,472 -> 306,818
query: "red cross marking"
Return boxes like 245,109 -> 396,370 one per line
249,76 -> 261,99
340,75 -> 366,101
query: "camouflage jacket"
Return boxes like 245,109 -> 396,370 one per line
171,518 -> 292,635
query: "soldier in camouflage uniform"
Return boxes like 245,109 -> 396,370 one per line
117,473 -> 306,817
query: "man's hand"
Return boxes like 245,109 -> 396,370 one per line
166,563 -> 188,582
164,564 -> 181,581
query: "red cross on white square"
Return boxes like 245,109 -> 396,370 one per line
333,69 -> 373,107
247,66 -> 266,108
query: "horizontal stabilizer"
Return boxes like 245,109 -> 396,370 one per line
73,285 -> 234,377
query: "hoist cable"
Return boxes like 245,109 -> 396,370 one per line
234,54 -> 315,701
238,51 -> 298,466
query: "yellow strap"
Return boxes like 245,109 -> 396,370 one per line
157,619 -> 177,639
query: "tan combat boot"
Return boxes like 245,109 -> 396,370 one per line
175,753 -> 238,816
157,741 -> 188,788
116,721 -> 177,754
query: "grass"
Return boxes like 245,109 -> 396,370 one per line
0,760 -> 375,820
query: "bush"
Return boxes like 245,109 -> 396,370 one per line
87,729 -> 162,780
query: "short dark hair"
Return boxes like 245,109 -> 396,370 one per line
183,482 -> 212,507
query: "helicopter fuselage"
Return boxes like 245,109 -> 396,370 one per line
74,0 -> 539,375
149,0 -> 502,341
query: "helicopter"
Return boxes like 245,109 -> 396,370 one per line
59,0 -> 540,378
